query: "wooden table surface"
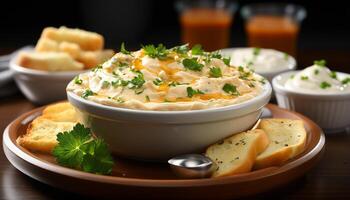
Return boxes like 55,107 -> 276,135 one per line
1,49 -> 350,199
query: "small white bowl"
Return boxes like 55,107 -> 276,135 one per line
273,71 -> 350,132
221,48 -> 297,83
67,83 -> 271,161
10,51 -> 86,104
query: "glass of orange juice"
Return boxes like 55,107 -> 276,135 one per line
176,0 -> 238,51
241,3 -> 306,57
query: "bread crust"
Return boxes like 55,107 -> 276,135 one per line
254,118 -> 307,169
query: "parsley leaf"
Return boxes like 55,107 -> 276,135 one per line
187,87 -> 204,97
210,51 -> 222,59
82,89 -> 95,99
223,57 -> 231,66
253,47 -> 261,56
142,44 -> 168,60
314,59 -> 327,67
300,76 -> 309,80
314,69 -> 319,75
52,124 -> 114,175
283,52 -> 289,60
329,71 -> 337,79
209,67 -> 222,78
120,42 -> 130,55
223,83 -> 239,96
80,139 -> 114,174
129,73 -> 145,89
320,81 -> 331,89
342,77 -> 350,84
182,58 -> 204,71
172,44 -> 189,55
74,76 -> 82,85
153,78 -> 163,86
191,44 -> 204,55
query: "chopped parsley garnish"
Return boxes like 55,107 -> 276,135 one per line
314,69 -> 319,75
222,83 -> 239,96
223,57 -> 231,66
82,89 -> 95,99
290,74 -> 295,79
283,53 -> 289,60
129,73 -> 145,89
320,81 -> 331,89
153,78 -> 163,86
52,124 -> 114,175
314,59 -> 327,67
102,81 -> 110,88
259,78 -> 266,84
74,76 -> 82,85
120,42 -> 130,55
209,67 -> 222,78
210,51 -> 222,59
238,66 -> 244,72
329,71 -> 337,79
300,76 -> 309,80
142,44 -> 168,60
341,77 -> 350,84
187,87 -> 204,98
145,95 -> 150,102
253,47 -> 261,56
182,58 -> 204,71
191,44 -> 204,55
172,44 -> 189,55
91,64 -> 102,72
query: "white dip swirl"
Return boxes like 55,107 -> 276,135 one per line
228,48 -> 296,73
285,60 -> 350,94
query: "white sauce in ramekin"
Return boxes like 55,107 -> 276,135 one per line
228,48 -> 296,73
285,63 -> 350,94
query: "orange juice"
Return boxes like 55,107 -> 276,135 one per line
180,8 -> 233,51
245,15 -> 299,56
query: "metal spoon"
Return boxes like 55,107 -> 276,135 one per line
168,108 -> 273,178
168,154 -> 216,179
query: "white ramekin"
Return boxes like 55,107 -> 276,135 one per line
67,83 -> 271,161
10,50 -> 86,104
220,47 -> 297,83
273,71 -> 350,133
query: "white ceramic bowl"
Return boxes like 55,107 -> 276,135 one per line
220,48 -> 297,83
67,83 -> 271,161
10,50 -> 86,104
273,71 -> 350,132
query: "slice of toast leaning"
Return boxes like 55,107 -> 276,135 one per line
254,119 -> 307,169
205,129 -> 269,177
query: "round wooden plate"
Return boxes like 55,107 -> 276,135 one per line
3,104 -> 325,199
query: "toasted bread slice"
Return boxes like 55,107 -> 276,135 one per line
16,118 -> 76,153
41,26 -> 104,51
77,49 -> 114,69
254,119 -> 307,169
36,38 -> 82,59
35,38 -> 59,52
17,51 -> 84,71
41,102 -> 79,123
205,129 -> 269,177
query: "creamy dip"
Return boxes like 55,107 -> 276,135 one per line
227,48 -> 296,73
285,60 -> 350,94
67,44 -> 266,111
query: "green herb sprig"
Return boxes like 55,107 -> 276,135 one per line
52,124 -> 114,175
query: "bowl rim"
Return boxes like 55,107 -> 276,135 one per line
220,47 -> 297,75
272,70 -> 350,97
67,82 -> 271,123
9,48 -> 88,77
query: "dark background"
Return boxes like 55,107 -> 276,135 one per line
1,0 -> 349,50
